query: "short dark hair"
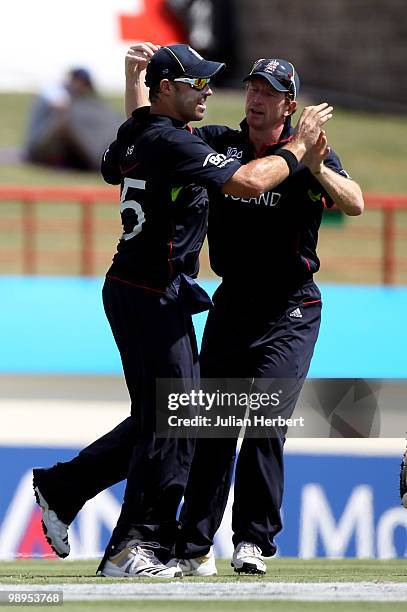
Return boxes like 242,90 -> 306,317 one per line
148,83 -> 162,103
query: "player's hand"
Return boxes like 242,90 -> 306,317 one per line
303,130 -> 330,175
125,42 -> 160,79
293,103 -> 333,151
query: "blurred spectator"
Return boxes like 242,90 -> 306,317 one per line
24,68 -> 121,171
166,0 -> 238,85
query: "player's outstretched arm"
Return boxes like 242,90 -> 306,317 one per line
304,131 -> 364,216
125,42 -> 159,118
222,103 -> 333,198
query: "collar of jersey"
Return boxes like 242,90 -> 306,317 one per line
239,116 -> 293,151
132,106 -> 189,129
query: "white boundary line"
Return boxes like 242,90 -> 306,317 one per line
1,582 -> 407,601
285,437 -> 406,456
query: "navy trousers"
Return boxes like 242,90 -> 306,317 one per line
175,279 -> 322,558
41,274 -> 206,564
38,277 -> 320,559
101,276 -> 203,559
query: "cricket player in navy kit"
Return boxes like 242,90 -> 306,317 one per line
32,44 -> 333,577
122,47 -> 363,576
169,58 -> 364,576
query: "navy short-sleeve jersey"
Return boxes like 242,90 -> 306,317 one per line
102,107 -> 240,288
194,119 -> 350,289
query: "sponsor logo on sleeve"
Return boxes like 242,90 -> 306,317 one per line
203,153 -> 236,169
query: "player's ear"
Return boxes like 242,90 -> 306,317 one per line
159,79 -> 172,96
284,98 -> 297,117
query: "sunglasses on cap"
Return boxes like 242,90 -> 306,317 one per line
274,72 -> 296,95
173,77 -> 211,91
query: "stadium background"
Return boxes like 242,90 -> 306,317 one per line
0,0 -> 407,564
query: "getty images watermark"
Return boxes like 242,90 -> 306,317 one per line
156,378 -> 402,438
167,389 -> 305,429
156,379 -> 307,438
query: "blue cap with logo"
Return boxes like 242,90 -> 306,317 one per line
243,58 -> 300,99
145,44 -> 225,87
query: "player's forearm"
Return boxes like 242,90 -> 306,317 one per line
125,73 -> 149,119
313,165 -> 364,216
282,140 -> 307,164
221,103 -> 334,198
221,138 -> 309,198
221,155 -> 292,197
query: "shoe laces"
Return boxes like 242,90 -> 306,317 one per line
238,541 -> 262,557
126,540 -> 163,566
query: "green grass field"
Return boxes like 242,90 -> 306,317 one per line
0,601 -> 402,612
0,600 -> 401,612
1,558 -> 407,584
1,91 -> 406,193
0,92 -> 407,283
1,559 -> 407,611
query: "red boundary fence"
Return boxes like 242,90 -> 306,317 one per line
0,186 -> 407,284
0,186 -> 118,277
362,193 -> 407,285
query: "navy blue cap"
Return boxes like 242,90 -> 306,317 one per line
145,44 -> 225,87
243,58 -> 300,99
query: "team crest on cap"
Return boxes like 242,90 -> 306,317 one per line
264,60 -> 280,73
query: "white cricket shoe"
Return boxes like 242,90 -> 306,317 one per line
33,472 -> 70,559
100,540 -> 182,578
231,541 -> 266,575
167,548 -> 217,576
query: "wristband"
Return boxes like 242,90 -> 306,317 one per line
273,149 -> 299,176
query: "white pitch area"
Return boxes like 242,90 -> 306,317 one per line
1,582 -> 407,602
0,399 -> 130,447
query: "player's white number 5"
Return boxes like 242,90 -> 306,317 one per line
120,177 -> 146,241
